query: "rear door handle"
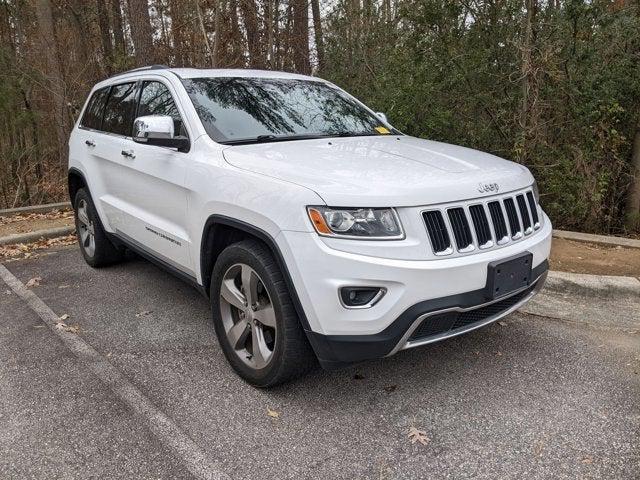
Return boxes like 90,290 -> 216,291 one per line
85,140 -> 95,147
121,150 -> 135,159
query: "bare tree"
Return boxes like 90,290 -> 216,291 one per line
96,0 -> 113,72
310,0 -> 324,70
128,0 -> 156,66
291,0 -> 310,74
34,0 -> 67,166
111,0 -> 126,56
239,0 -> 263,68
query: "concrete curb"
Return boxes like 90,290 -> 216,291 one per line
0,226 -> 75,247
553,229 -> 640,249
0,202 -> 71,217
542,270 -> 640,298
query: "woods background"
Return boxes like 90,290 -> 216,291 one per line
0,0 -> 639,233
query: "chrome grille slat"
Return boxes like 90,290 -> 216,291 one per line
469,204 -> 493,248
447,207 -> 474,252
423,210 -> 452,255
526,191 -> 540,228
421,188 -> 541,256
503,197 -> 522,239
487,201 -> 509,244
516,194 -> 532,234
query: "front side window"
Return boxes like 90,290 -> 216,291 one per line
102,82 -> 137,136
137,81 -> 187,137
80,87 -> 109,130
182,77 -> 398,144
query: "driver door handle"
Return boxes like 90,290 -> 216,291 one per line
121,149 -> 135,159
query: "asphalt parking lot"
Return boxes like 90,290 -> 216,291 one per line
1,246 -> 638,479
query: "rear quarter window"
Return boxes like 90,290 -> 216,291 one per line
80,87 -> 110,130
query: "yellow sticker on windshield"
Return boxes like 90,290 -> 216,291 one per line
375,126 -> 391,134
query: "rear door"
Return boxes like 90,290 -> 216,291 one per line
106,79 -> 194,276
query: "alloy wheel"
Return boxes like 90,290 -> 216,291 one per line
219,263 -> 277,369
76,199 -> 96,257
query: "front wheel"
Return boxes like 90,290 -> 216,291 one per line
74,188 -> 123,267
210,240 -> 316,387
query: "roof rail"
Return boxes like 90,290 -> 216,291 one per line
108,64 -> 170,79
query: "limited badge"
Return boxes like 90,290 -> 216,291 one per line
374,126 -> 391,134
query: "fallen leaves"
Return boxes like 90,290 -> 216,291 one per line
0,208 -> 73,227
0,234 -> 77,260
353,373 -> 365,380
498,321 -> 507,327
407,426 -> 430,446
135,310 -> 153,318
581,455 -> 593,464
26,276 -> 42,287
383,384 -> 397,393
266,407 -> 280,419
54,313 -> 80,333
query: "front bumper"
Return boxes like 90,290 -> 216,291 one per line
276,213 -> 552,367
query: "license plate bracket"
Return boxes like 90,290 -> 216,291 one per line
486,252 -> 533,300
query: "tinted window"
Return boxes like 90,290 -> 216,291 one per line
137,81 -> 187,137
182,77 -> 398,144
102,82 -> 137,136
80,87 -> 109,130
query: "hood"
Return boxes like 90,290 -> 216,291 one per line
222,136 -> 533,207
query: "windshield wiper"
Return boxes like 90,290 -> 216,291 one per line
220,134 -> 327,146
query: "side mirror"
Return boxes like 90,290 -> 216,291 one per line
375,112 -> 388,124
133,115 -> 189,153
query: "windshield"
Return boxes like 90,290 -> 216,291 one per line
181,77 -> 398,144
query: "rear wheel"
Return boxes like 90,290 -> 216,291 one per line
74,188 -> 123,267
210,240 -> 316,387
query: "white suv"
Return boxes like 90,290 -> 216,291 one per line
68,66 -> 551,386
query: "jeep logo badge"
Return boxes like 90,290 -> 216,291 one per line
478,182 -> 500,194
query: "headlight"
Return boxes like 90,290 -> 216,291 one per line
307,206 -> 404,239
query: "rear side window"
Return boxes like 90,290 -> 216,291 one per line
80,87 -> 109,130
137,81 -> 187,137
102,82 -> 138,136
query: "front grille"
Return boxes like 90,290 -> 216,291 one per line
488,201 -> 508,243
422,188 -> 541,256
423,210 -> 452,255
469,205 -> 492,247
516,194 -> 532,234
503,197 -> 522,238
408,284 -> 535,342
447,208 -> 473,251
526,191 -> 540,226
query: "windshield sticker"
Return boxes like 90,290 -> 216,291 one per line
375,126 -> 391,134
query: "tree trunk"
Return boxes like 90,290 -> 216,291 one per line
169,0 -> 186,65
128,0 -> 155,66
111,0 -> 126,56
626,125 -> 640,232
519,0 -> 537,161
96,0 -> 113,71
34,0 -> 67,166
291,0 -> 310,74
310,0 -> 324,70
239,0 -> 262,68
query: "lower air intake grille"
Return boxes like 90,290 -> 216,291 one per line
423,211 -> 451,254
408,284 -> 535,342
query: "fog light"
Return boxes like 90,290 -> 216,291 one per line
340,287 -> 386,308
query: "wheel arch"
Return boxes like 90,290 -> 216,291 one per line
200,215 -> 311,331
68,167 -> 88,204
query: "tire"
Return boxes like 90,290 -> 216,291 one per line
210,239 -> 316,387
74,188 -> 123,268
